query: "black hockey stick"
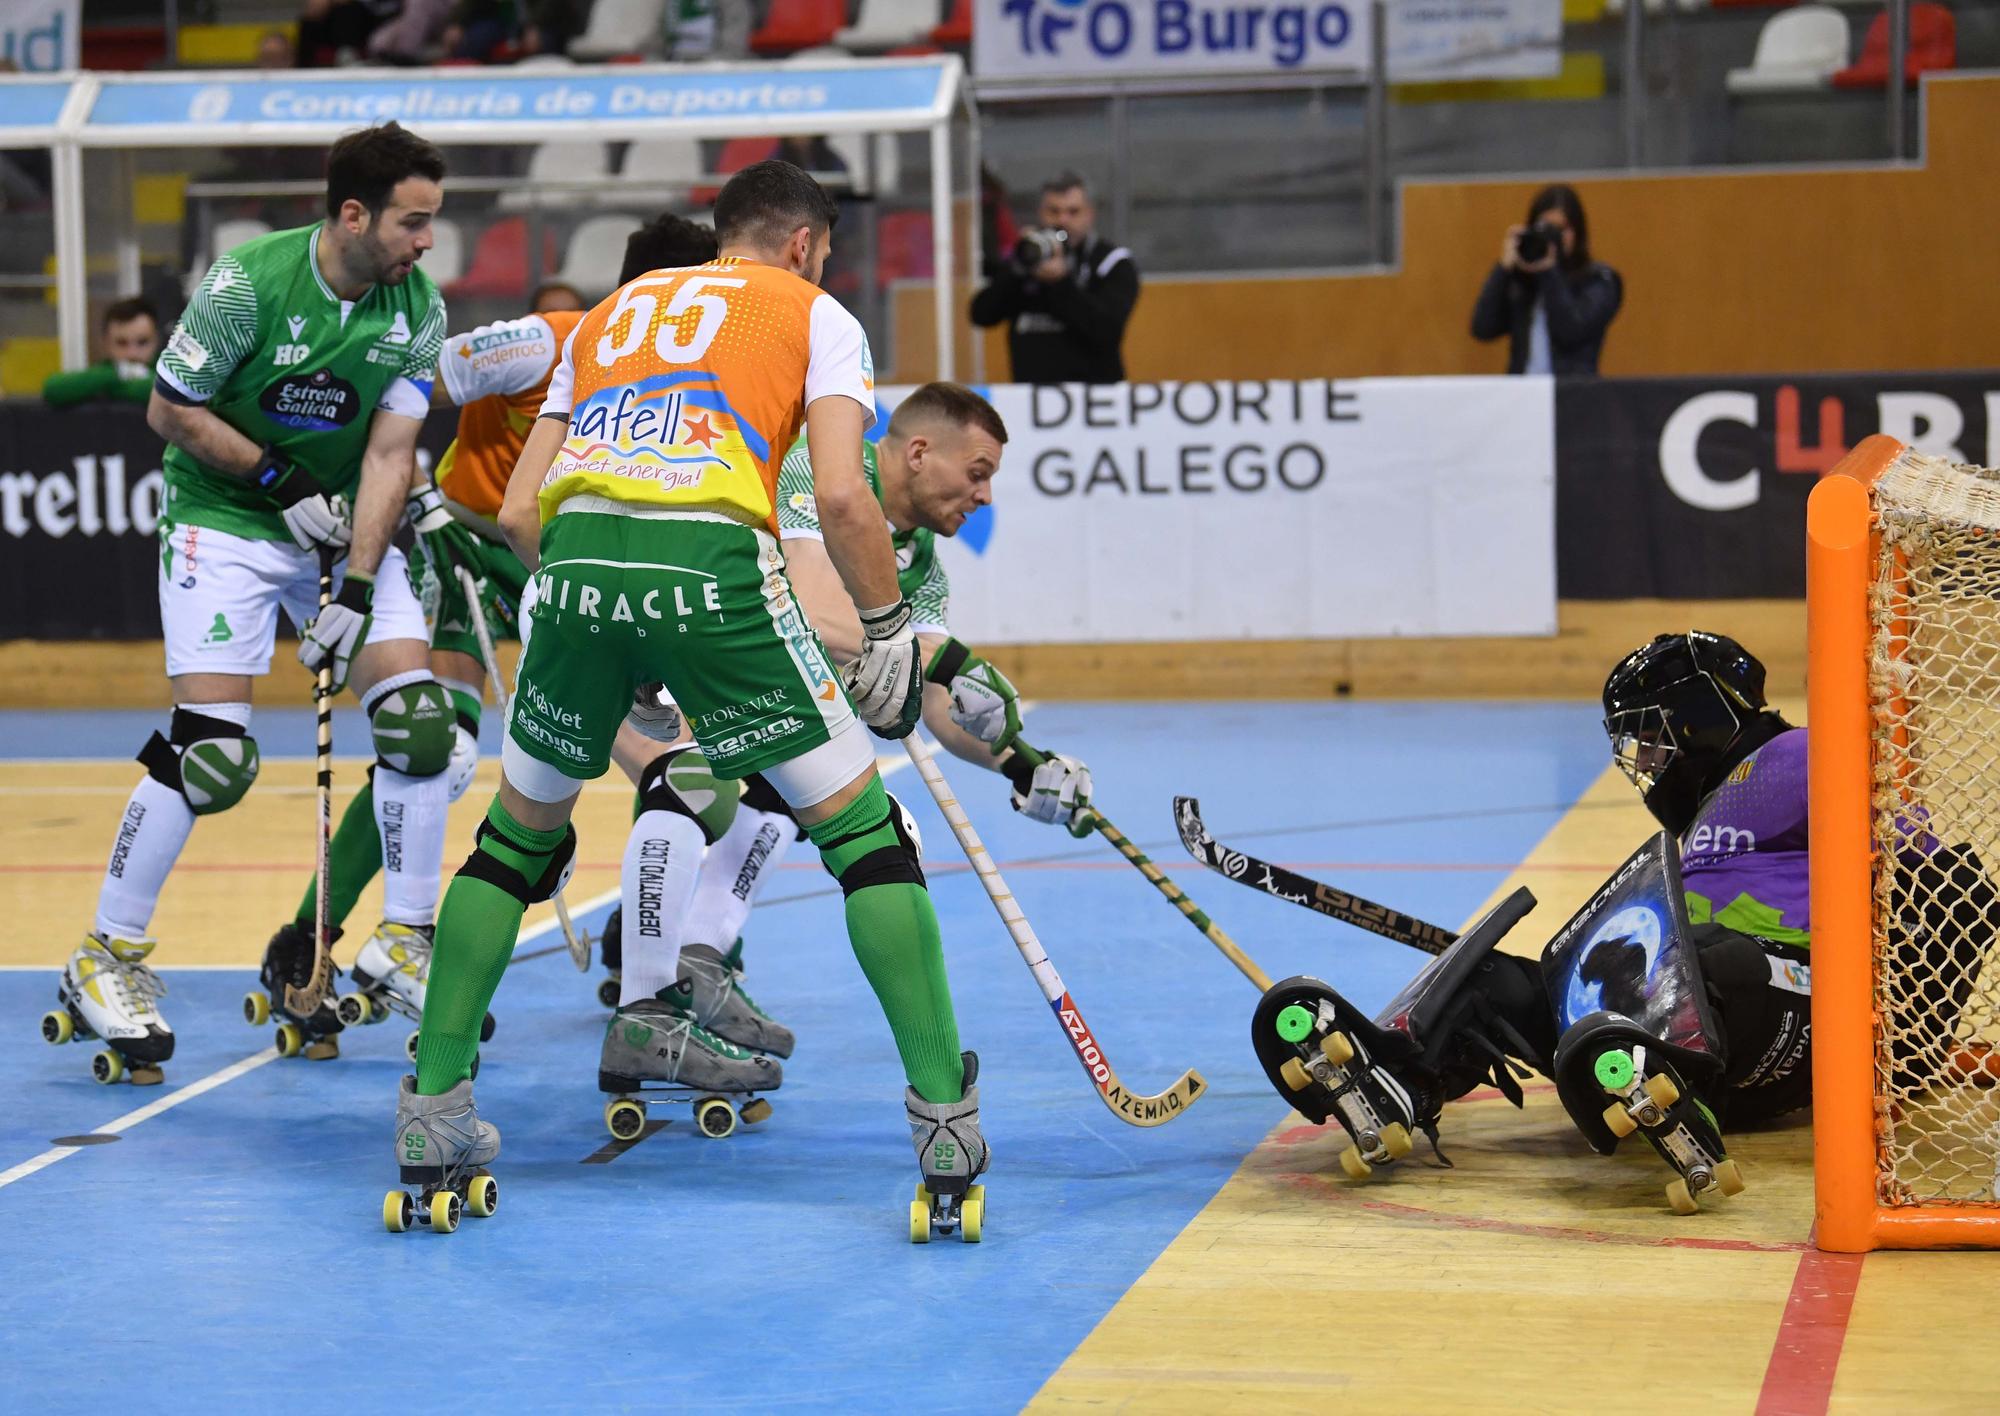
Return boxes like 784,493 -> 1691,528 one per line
1173,796 -> 1457,957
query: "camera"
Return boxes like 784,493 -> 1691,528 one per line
1515,221 -> 1562,265
1012,226 -> 1069,272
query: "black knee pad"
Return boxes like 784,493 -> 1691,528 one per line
740,771 -> 805,839
459,815 -> 578,906
832,795 -> 926,896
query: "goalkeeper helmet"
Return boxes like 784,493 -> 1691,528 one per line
1602,632 -> 1768,832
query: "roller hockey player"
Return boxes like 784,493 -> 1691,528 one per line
1253,632 -> 1834,1213
389,162 -> 989,1233
44,125 -> 451,1084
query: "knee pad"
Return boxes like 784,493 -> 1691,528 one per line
638,746 -> 739,846
446,722 -> 480,804
458,809 -> 578,906
831,791 -> 926,896
741,771 -> 806,840
139,707 -> 260,816
370,678 -> 454,777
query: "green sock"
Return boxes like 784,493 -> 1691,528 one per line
413,797 -> 566,1095
295,770 -> 381,930
808,778 -> 963,1104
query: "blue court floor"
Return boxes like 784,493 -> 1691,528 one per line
0,701 -> 1606,1412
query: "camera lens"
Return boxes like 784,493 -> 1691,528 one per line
1517,227 -> 1548,264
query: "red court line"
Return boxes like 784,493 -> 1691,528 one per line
1755,1238 -> 1864,1416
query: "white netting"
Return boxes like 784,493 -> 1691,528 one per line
1870,450 -> 2000,1205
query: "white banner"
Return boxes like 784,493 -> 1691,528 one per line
973,0 -> 1559,82
873,377 -> 1556,644
0,0 -> 77,72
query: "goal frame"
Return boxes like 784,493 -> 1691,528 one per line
1808,432 -> 2000,1251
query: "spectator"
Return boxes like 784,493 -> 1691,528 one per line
42,297 -> 160,408
441,0 -> 524,61
1470,183 -> 1623,376
367,0 -> 454,63
969,170 -> 1139,385
530,280 -> 587,313
978,164 -> 1020,280
522,0 -> 588,56
257,28 -> 296,67
296,0 -> 397,64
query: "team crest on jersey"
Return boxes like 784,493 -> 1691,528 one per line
259,367 -> 362,431
1727,759 -> 1754,785
384,311 -> 413,345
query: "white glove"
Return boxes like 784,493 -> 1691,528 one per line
297,573 -> 373,694
1009,749 -> 1094,834
842,600 -> 922,739
628,682 -> 684,744
255,453 -> 351,553
926,639 -> 1021,754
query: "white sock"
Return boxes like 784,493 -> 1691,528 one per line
94,776 -> 195,940
684,805 -> 795,951
619,808 -> 707,1006
374,765 -> 449,927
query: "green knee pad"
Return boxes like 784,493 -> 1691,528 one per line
138,707 -> 260,816
641,745 -> 740,846
370,678 -> 454,776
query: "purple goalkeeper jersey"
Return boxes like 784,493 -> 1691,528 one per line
1678,727 -> 1810,947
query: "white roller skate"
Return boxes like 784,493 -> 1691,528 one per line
675,942 -> 794,1058
340,922 -> 494,1066
598,994 -> 781,1141
384,1075 -> 500,1234
908,1050 -> 989,1244
41,932 -> 174,1085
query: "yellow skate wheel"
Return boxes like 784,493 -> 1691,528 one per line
41,1010 -> 73,1045
961,1184 -> 985,1244
429,1189 -> 461,1234
1321,1031 -> 1355,1066
740,1098 -> 773,1125
1666,1178 -> 1699,1215
336,994 -> 370,1027
695,1097 -> 738,1139
243,991 -> 270,1027
915,1181 -> 931,1204
604,1099 -> 646,1141
90,1049 -> 125,1085
384,1191 -> 413,1233
1644,1073 -> 1681,1110
1338,1146 -> 1372,1180
1381,1123 -> 1414,1161
1714,1159 -> 1746,1197
465,1174 -> 499,1218
1602,1101 -> 1639,1139
909,1198 -> 932,1243
274,1023 -> 304,1058
404,1031 -> 421,1064
1279,1056 -> 1313,1093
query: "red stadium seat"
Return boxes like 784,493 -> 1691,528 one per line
448,217 -> 560,299
1832,3 -> 1955,89
932,0 -> 972,47
693,136 -> 780,204
751,0 -> 846,54
878,210 -> 935,281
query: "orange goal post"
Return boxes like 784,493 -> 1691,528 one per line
1809,433 -> 2000,1251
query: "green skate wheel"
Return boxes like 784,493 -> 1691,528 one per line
41,1010 -> 73,1045
910,1198 -> 931,1243
243,991 -> 270,1027
1593,1049 -> 1636,1091
961,1184 -> 985,1244
90,1049 -> 124,1085
429,1189 -> 461,1234
384,1191 -> 413,1233
465,1174 -> 498,1218
1275,1004 -> 1315,1043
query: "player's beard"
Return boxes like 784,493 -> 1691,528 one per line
360,222 -> 417,286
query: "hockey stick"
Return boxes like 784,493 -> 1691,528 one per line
903,731 -> 1205,1127
456,564 -> 592,971
1173,796 -> 1456,957
287,547 -> 339,1018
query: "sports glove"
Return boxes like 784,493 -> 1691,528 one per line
1003,742 -> 1095,837
255,450 -> 350,553
297,573 -> 373,694
629,683 -> 684,744
842,600 -> 923,740
406,482 -> 483,588
925,638 -> 1021,755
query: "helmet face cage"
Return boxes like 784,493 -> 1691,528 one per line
1603,666 -> 1747,792
1606,704 -> 1678,793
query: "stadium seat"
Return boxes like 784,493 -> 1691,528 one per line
500,141 -> 614,212
1725,6 -> 1850,94
693,136 -> 781,203
514,53 -> 575,67
568,0 -> 669,59
837,0 -> 940,51
187,217 -> 272,293
932,0 -> 972,47
619,138 -> 709,206
877,209 -> 935,281
1832,3 -> 1955,88
751,0 -> 846,54
556,215 -> 644,297
425,218 -> 466,287
448,217 -> 560,299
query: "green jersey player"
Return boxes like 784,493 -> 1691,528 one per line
44,124 -> 454,1086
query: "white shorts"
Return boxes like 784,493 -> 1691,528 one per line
158,523 -> 429,680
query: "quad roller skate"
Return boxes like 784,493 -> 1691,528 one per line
676,940 -> 793,1058
908,1051 -> 990,1244
598,993 -> 780,1141
383,1075 -> 499,1234
338,921 -> 494,1066
596,906 -> 622,1009
41,932 -> 174,1085
243,920 -> 345,1060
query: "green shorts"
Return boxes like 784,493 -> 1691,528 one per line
507,509 -> 856,785
431,535 -> 530,660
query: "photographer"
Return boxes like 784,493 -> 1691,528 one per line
970,171 -> 1139,385
1471,184 -> 1622,376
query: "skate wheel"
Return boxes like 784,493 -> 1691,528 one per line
1602,1101 -> 1639,1139
480,1013 -> 496,1043
1380,1123 -> 1414,1161
465,1174 -> 499,1218
1274,1004 -> 1315,1044
1338,1146 -> 1372,1180
1279,1056 -> 1314,1093
1666,1177 -> 1699,1215
695,1097 -> 738,1139
90,1049 -> 125,1085
597,978 -> 620,1009
961,1184 -> 985,1244
1714,1158 -> 1746,1197
605,1099 -> 646,1141
909,1198 -> 932,1243
40,1010 -> 73,1045
1321,1031 -> 1356,1066
384,1190 -> 413,1233
274,1023 -> 305,1059
429,1189 -> 461,1234
1644,1073 -> 1681,1110
335,994 -> 370,1027
243,991 -> 271,1027
740,1098 -> 773,1125
405,1031 -> 421,1064
915,1181 -> 931,1204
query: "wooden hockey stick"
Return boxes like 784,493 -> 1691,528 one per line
903,731 -> 1205,1127
1078,806 -> 1276,992
286,547 -> 338,1018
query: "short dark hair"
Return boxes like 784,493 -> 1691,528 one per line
103,296 -> 158,330
887,382 -> 1008,447
713,160 -> 838,253
325,122 -> 446,222
619,214 -> 719,286
1527,183 -> 1592,270
1040,170 -> 1089,199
